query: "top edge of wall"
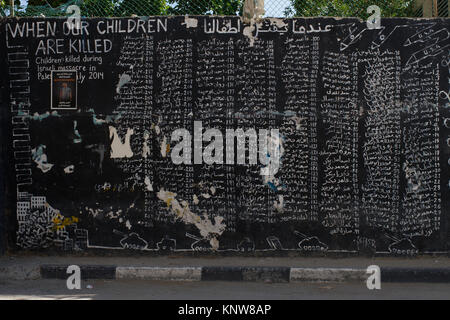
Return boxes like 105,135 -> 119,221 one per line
0,15 -> 449,21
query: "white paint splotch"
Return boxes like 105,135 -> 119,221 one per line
273,195 -> 284,213
31,144 -> 54,173
109,126 -> 134,158
116,73 -> 131,94
157,189 -> 226,250
260,131 -> 284,191
144,176 -> 153,191
64,165 -> 74,174
160,136 -> 168,158
73,120 -> 82,144
182,16 -> 198,28
142,131 -> 151,158
88,109 -> 122,126
243,23 -> 256,47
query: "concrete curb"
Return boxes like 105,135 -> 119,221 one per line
116,267 -> 202,281
41,264 -> 116,280
35,265 -> 450,283
290,268 -> 367,282
0,265 -> 41,281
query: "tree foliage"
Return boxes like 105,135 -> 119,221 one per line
1,0 -> 23,16
0,0 -> 6,16
28,0 -> 67,7
284,0 -> 416,19
22,0 -> 168,16
15,0 -> 417,18
167,0 -> 242,15
114,0 -> 168,16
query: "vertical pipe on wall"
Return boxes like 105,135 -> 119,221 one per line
10,0 -> 14,17
433,0 -> 439,16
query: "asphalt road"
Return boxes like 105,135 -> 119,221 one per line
1,279 -> 450,300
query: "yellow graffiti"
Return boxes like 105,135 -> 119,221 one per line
52,213 -> 79,231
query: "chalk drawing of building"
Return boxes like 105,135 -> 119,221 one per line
16,192 -> 88,251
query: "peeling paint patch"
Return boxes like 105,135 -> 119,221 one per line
64,165 -> 74,174
260,132 -> 284,191
116,73 -> 131,94
109,126 -> 134,158
142,131 -> 150,158
193,194 -> 199,204
31,144 -> 54,173
21,111 -> 61,121
157,189 -> 226,250
403,162 -> 422,193
274,195 -> 284,213
144,176 -> 153,191
73,121 -> 82,143
243,23 -> 256,47
182,16 -> 198,28
160,136 -> 168,158
289,116 -> 305,130
88,109 -> 122,126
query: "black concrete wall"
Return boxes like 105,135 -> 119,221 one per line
1,16 -> 449,256
0,20 -> 8,255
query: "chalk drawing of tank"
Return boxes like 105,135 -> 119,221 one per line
156,235 -> 176,252
114,230 -> 148,250
186,232 -> 213,251
237,237 -> 255,252
294,231 -> 328,252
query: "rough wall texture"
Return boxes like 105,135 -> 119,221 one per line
0,16 -> 449,256
0,27 -> 8,256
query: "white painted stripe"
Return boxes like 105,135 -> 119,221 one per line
290,268 -> 367,282
116,267 -> 202,281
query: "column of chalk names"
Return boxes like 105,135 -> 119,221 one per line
112,35 -> 153,191
235,39 -> 278,223
319,52 -> 359,235
401,63 -> 441,237
279,35 -> 318,221
310,36 -> 320,221
195,38 -> 236,231
141,36 -> 155,228
360,51 -> 401,233
225,39 -> 237,231
153,39 -> 193,222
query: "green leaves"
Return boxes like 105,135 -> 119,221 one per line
12,0 -> 417,18
113,0 -> 168,16
167,0 -> 242,15
287,0 -> 416,19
